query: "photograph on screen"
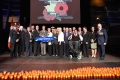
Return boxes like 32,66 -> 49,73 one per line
30,0 -> 80,24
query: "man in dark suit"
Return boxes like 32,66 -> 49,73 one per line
97,23 -> 108,60
19,26 -> 25,56
82,27 -> 90,58
25,27 -> 33,57
10,26 -> 19,58
64,27 -> 71,56
33,25 -> 40,56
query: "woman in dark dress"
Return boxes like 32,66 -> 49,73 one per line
52,29 -> 58,56
90,26 -> 97,58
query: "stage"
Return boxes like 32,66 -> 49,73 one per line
0,53 -> 120,72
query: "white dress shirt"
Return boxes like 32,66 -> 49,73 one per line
29,32 -> 32,39
58,31 -> 64,42
78,31 -> 83,41
48,32 -> 53,45
47,32 -> 53,37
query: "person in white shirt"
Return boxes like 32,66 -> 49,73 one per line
58,27 -> 64,58
47,28 -> 53,56
78,27 -> 83,36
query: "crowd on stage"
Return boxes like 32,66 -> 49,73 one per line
9,23 -> 108,60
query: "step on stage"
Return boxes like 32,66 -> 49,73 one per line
0,54 -> 120,80
0,54 -> 120,79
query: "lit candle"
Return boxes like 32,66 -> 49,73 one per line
5,75 -> 8,80
14,74 -> 17,80
9,75 -> 13,80
88,74 -> 90,79
1,75 -> 5,80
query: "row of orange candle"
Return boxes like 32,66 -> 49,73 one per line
0,67 -> 120,80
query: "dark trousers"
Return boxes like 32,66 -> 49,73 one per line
19,40 -> 25,55
25,42 -> 32,57
64,43 -> 69,55
48,45 -> 52,56
53,43 -> 58,55
83,44 -> 89,57
34,41 -> 40,56
98,45 -> 105,59
59,42 -> 64,58
10,42 -> 19,58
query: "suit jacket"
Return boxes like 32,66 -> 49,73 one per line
82,31 -> 90,44
19,30 -> 25,41
90,32 -> 97,42
10,30 -> 19,43
97,28 -> 108,45
33,30 -> 40,41
25,31 -> 33,43
39,30 -> 48,37
64,32 -> 71,43
52,33 -> 58,44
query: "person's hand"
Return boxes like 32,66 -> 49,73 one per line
81,42 -> 83,44
101,32 -> 103,35
16,39 -> 19,42
103,43 -> 106,45
91,39 -> 94,43
59,42 -> 61,45
29,40 -> 32,42
86,42 -> 88,44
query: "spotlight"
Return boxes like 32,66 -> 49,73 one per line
96,17 -> 99,20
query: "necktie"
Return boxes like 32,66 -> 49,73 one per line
29,32 -> 31,39
66,32 -> 68,37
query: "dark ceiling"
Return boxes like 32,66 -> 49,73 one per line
2,0 -> 20,16
90,0 -> 120,27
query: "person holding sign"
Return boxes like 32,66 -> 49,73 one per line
33,25 -> 40,57
47,28 -> 53,56
39,26 -> 48,56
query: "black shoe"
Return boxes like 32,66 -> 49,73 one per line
101,58 -> 104,60
99,58 -> 102,60
34,54 -> 37,57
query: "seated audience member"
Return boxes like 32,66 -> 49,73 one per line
69,30 -> 80,58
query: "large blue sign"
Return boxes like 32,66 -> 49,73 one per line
35,36 -> 54,42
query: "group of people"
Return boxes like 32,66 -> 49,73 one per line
9,23 -> 108,60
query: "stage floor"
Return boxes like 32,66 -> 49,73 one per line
0,54 -> 120,72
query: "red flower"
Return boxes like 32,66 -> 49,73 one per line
43,9 -> 56,21
54,3 -> 68,16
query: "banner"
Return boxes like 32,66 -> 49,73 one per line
35,36 -> 54,42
